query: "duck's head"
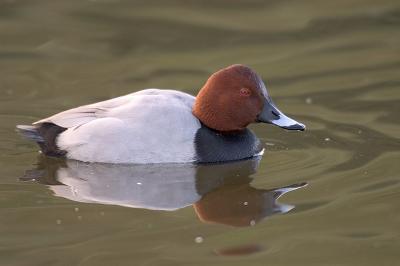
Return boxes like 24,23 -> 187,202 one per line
193,64 -> 306,132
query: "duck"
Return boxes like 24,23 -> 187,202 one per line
17,64 -> 305,164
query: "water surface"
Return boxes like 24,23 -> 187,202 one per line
1,1 -> 399,265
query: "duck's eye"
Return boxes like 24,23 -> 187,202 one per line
240,88 -> 251,97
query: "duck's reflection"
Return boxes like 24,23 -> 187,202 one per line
24,156 -> 306,227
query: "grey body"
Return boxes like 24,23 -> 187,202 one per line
17,89 -> 265,164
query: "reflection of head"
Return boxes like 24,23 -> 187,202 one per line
194,183 -> 306,227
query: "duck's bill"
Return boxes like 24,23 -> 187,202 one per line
257,98 -> 306,131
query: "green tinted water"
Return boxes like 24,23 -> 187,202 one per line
1,1 -> 399,265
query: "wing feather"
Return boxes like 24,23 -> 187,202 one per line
32,89 -> 195,129
33,93 -> 135,128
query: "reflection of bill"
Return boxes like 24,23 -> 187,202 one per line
23,156 -> 306,227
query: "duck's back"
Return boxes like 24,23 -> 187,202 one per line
32,89 -> 201,164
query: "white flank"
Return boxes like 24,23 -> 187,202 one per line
36,89 -> 201,164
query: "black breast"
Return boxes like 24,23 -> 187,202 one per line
194,125 -> 264,163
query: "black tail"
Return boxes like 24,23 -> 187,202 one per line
16,125 -> 44,142
16,123 -> 67,157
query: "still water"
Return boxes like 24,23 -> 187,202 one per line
1,0 -> 399,265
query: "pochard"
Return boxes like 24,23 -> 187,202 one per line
17,64 -> 305,164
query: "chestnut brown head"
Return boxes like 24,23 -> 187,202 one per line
193,64 -> 305,132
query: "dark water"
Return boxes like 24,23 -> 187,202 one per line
1,1 -> 400,265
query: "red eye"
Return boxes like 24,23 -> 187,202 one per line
240,88 -> 251,96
